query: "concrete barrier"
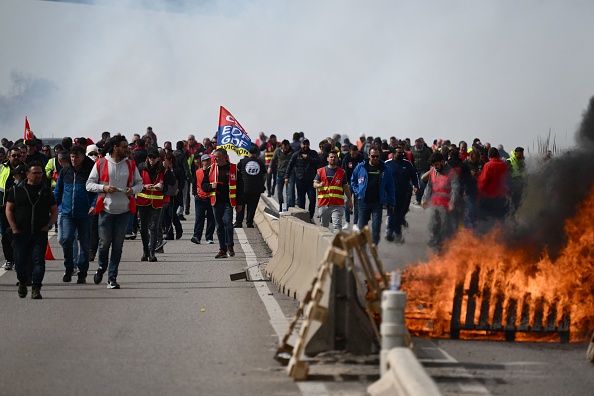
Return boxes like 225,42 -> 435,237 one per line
367,348 -> 442,396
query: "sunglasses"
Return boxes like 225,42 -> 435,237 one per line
148,155 -> 158,159
370,155 -> 380,158
11,154 -> 22,158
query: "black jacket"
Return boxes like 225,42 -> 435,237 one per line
238,156 -> 266,194
285,149 -> 319,182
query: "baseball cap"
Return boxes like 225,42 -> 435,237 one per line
201,154 -> 211,161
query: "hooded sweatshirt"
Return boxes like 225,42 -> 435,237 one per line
85,153 -> 143,214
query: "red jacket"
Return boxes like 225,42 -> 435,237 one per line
478,157 -> 508,198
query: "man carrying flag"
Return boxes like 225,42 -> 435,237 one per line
216,106 -> 251,156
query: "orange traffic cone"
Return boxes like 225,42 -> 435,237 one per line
45,241 -> 55,260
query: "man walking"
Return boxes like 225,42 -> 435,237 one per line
192,154 -> 215,244
54,146 -> 97,284
0,147 -> 24,270
202,148 -> 244,259
6,162 -> 58,299
314,151 -> 353,233
235,145 -> 266,228
351,148 -> 395,245
86,136 -> 143,289
341,144 -> 365,230
260,134 -> 280,197
477,147 -> 509,230
285,139 -> 319,222
271,140 -> 294,212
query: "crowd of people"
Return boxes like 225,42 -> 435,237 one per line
0,127 -> 526,298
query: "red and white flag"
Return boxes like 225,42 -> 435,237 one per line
24,116 -> 34,141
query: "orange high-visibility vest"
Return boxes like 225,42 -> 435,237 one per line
265,142 -> 278,165
316,166 -> 346,207
196,167 -> 210,200
430,167 -> 454,209
209,163 -> 238,207
94,157 -> 137,214
136,169 -> 165,208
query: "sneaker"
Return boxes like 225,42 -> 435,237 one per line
178,215 -> 186,221
394,234 -> 405,244
107,278 -> 120,289
215,249 -> 227,259
154,240 -> 167,251
342,222 -> 350,230
129,233 -> 137,240
94,266 -> 106,285
63,268 -> 74,283
206,240 -> 214,244
125,232 -> 134,240
227,246 -> 235,257
164,234 -> 174,240
73,267 -> 79,275
3,261 -> 13,270
141,251 -> 149,261
148,252 -> 157,262
246,224 -> 254,228
233,223 -> 242,228
155,247 -> 164,253
31,288 -> 42,300
77,274 -> 87,284
191,237 -> 200,244
352,224 -> 360,232
18,282 -> 27,298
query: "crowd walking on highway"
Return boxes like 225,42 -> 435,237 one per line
0,127 -> 528,298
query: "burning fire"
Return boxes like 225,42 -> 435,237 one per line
402,186 -> 594,342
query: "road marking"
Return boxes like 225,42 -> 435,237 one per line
235,228 -> 328,395
0,269 -> 9,278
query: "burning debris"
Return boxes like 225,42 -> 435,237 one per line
402,96 -> 594,342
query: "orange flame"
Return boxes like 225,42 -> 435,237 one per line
402,186 -> 594,342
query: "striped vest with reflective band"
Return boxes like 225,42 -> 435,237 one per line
195,167 -> 209,200
317,166 -> 345,207
208,163 -> 237,207
136,169 -> 165,208
430,167 -> 453,209
94,158 -> 137,214
265,142 -> 276,165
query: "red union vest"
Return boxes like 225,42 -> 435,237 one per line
208,162 -> 238,207
136,168 -> 165,208
265,142 -> 278,165
196,167 -> 209,200
94,157 -> 137,214
430,166 -> 454,209
317,166 -> 346,207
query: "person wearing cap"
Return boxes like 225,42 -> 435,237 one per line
235,145 -> 266,228
25,139 -> 47,167
0,147 -> 26,270
136,148 -> 166,262
54,145 -> 97,284
341,144 -> 366,230
191,154 -> 215,244
285,139 -> 319,222
86,144 -> 99,162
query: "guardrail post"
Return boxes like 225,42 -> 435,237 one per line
380,290 -> 408,375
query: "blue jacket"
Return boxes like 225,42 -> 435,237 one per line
350,160 -> 396,206
54,156 -> 97,218
385,158 -> 419,196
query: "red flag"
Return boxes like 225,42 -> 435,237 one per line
24,116 -> 34,141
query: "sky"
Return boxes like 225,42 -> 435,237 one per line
1,0 -> 593,153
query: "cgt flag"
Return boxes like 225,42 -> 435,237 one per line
24,116 -> 34,141
217,106 -> 251,156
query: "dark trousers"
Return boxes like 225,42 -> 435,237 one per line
0,209 -> 14,262
235,192 -> 261,226
138,206 -> 162,252
357,200 -> 383,245
296,179 -> 316,220
266,165 -> 277,196
194,197 -> 215,241
90,214 -> 99,255
14,231 -> 47,289
387,193 -> 409,236
213,201 -> 234,251
164,193 -> 182,237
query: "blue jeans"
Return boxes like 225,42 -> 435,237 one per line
59,215 -> 92,276
13,231 -> 47,289
276,174 -> 292,210
357,200 -> 383,245
344,186 -> 358,224
213,202 -> 234,251
296,179 -> 316,220
194,197 -> 215,241
97,211 -> 129,280
415,170 -> 428,204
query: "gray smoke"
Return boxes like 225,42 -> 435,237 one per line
507,95 -> 594,258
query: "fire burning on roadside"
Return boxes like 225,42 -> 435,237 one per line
401,97 -> 594,342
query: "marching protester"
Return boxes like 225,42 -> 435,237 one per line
6,162 -> 58,299
350,147 -> 395,246
201,148 -> 244,259
507,146 -> 526,214
163,152 -> 184,241
477,147 -> 509,231
270,139 -> 295,212
285,139 -> 319,223
192,154 -> 215,244
235,145 -> 266,228
0,147 -> 26,270
260,134 -> 279,198
313,150 -> 353,233
54,146 -> 97,283
86,136 -> 143,289
341,144 -> 365,230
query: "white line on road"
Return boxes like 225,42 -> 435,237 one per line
235,228 -> 328,396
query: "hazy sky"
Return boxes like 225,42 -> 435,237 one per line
1,0 -> 593,152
